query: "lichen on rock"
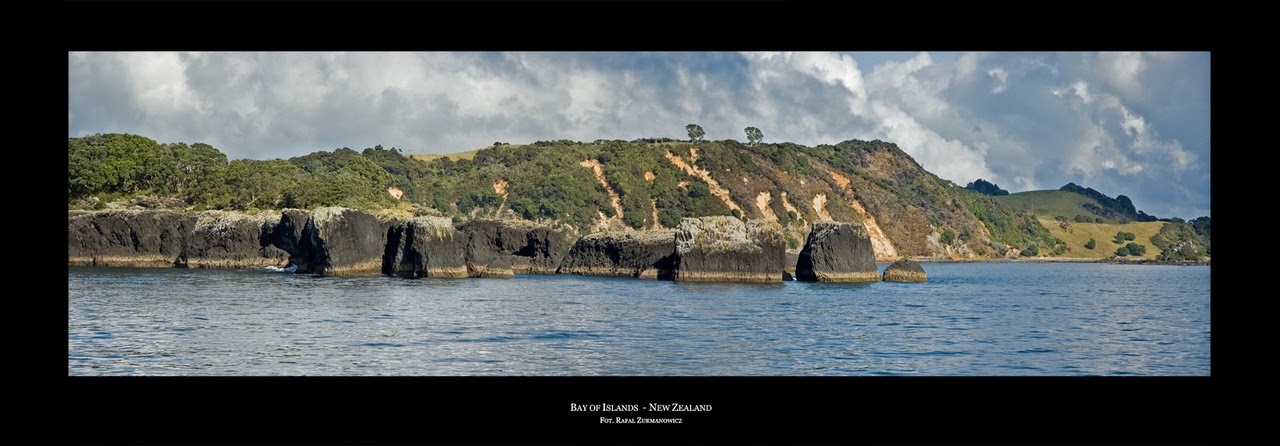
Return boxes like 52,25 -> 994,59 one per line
383,216 -> 468,278
294,207 -> 390,276
184,210 -> 289,269
673,217 -> 785,282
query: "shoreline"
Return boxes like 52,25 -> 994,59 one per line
900,256 -> 1210,266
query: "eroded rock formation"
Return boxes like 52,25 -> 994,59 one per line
183,211 -> 289,269
795,221 -> 879,282
673,217 -> 785,282
558,230 -> 675,279
458,219 -> 574,277
383,216 -> 468,278
68,210 -> 197,267
293,207 -> 390,276
882,259 -> 928,282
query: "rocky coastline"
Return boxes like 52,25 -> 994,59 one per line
558,230 -> 676,279
71,209 -> 952,283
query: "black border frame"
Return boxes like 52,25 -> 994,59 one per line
59,2 -> 1221,445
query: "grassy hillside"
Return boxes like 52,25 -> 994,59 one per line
407,148 -> 486,162
1037,217 -> 1165,259
995,190 -> 1111,222
69,134 -> 1069,259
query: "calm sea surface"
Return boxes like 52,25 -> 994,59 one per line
67,262 -> 1210,376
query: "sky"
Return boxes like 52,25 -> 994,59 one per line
67,51 -> 1210,219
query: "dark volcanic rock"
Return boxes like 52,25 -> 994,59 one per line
458,219 -> 575,277
184,211 -> 289,269
558,230 -> 675,279
795,221 -> 879,282
383,216 -> 468,278
783,251 -> 799,281
68,210 -> 197,267
466,255 -> 514,278
295,207 -> 389,276
264,208 -> 311,260
882,259 -> 927,282
673,217 -> 786,282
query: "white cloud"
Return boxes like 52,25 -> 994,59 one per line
1071,80 -> 1094,103
67,51 -> 1209,218
987,67 -> 1008,94
953,52 -> 981,82
1097,51 -> 1145,98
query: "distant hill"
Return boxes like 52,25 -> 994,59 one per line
1058,182 -> 1158,222
994,183 -> 1158,224
989,184 -> 1207,260
995,190 -> 1112,222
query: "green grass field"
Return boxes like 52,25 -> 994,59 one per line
1038,217 -> 1166,259
995,190 -> 1113,222
407,148 -> 484,162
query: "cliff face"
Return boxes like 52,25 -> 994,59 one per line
184,211 -> 289,269
458,219 -> 574,277
673,217 -> 785,282
294,207 -> 390,276
558,230 -> 675,279
783,251 -> 799,280
68,210 -> 197,267
69,208 -> 580,278
69,209 -> 947,284
795,221 -> 879,282
383,216 -> 468,278
263,209 -> 311,261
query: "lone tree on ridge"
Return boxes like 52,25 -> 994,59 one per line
686,124 -> 705,143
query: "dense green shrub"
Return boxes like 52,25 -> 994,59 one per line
964,179 -> 1009,196
1125,242 -> 1146,256
940,228 -> 956,245
687,182 -> 710,198
1113,231 -> 1136,244
68,134 -> 229,205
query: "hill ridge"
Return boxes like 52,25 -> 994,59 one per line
68,133 -> 1205,261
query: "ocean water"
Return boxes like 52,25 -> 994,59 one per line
67,262 -> 1210,376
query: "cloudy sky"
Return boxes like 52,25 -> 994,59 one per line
67,51 -> 1210,218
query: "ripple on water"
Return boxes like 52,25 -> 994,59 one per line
67,263 -> 1210,376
